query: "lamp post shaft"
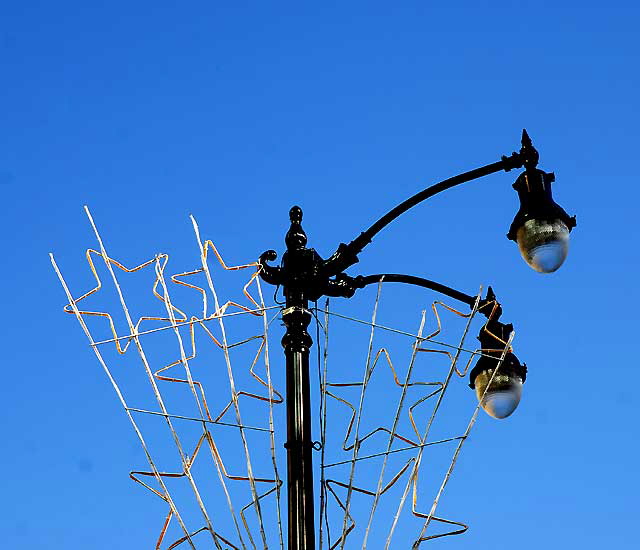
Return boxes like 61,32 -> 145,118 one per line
279,206 -> 317,550
282,301 -> 315,550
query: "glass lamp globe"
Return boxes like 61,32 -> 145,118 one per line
516,218 -> 570,273
469,352 -> 527,419
473,367 -> 524,419
507,159 -> 576,273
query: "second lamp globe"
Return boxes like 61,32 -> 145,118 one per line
468,310 -> 528,419
470,352 -> 527,419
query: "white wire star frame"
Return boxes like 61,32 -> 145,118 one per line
51,206 -> 515,549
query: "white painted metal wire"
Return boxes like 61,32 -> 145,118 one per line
51,207 -> 515,549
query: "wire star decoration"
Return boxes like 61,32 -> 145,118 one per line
51,206 -> 511,549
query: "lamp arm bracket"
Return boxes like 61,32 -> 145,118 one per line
338,273 -> 502,319
336,130 -> 537,261
257,249 -> 284,285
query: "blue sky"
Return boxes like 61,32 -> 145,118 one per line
2,1 -> 638,548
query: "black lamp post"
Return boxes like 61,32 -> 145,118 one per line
258,131 -> 575,550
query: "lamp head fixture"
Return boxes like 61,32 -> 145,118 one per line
469,303 -> 527,419
507,130 -> 577,273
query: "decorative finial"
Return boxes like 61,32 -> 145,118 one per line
289,206 -> 303,223
486,286 -> 496,302
286,205 -> 307,251
519,128 -> 539,170
477,286 -> 502,319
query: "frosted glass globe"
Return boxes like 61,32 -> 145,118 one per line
516,218 -> 569,273
474,369 -> 523,419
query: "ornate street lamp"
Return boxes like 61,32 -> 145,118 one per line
258,130 -> 576,550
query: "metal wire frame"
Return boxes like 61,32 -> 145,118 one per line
52,206 -> 515,549
51,206 -> 286,549
316,285 -> 515,549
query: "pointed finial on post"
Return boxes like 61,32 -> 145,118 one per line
520,128 -> 539,170
486,286 -> 496,302
500,129 -> 540,171
477,285 -> 502,319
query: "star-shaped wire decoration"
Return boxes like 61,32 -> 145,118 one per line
51,206 -> 512,549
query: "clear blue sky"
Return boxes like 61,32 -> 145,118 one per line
2,1 -> 638,548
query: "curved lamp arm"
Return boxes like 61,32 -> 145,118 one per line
322,131 -> 538,276
357,274 -> 482,308
345,274 -> 501,319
